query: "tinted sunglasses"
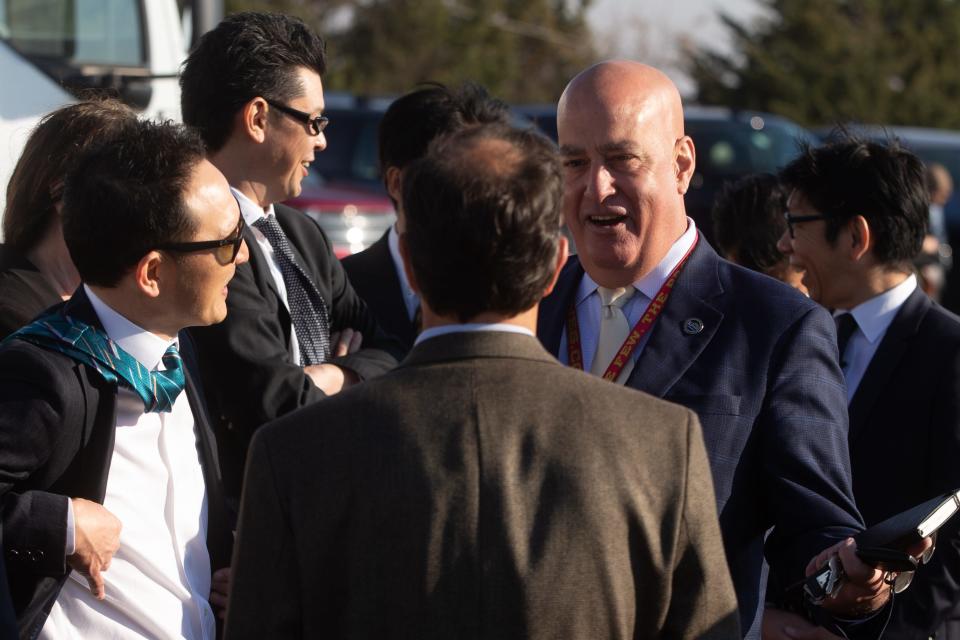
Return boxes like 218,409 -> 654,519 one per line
158,214 -> 245,264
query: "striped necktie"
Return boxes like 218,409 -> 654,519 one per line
8,310 -> 185,413
253,215 -> 331,364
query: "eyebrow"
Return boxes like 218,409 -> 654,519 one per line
559,141 -> 646,158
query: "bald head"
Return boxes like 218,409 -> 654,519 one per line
556,61 -> 695,288
558,61 -> 685,144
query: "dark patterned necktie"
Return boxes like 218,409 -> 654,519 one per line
834,313 -> 858,369
253,215 -> 331,364
9,310 -> 185,413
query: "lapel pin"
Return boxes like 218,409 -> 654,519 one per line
683,318 -> 704,335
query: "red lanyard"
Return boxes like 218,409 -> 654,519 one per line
566,233 -> 699,381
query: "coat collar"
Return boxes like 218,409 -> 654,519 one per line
402,330 -> 558,370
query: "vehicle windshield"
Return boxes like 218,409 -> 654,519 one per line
0,0 -> 144,67
686,117 -> 813,177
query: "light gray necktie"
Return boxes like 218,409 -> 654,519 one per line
591,286 -> 637,382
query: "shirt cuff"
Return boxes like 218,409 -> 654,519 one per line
65,497 -> 76,556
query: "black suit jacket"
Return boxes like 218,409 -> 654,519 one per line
190,204 -> 403,497
538,241 -> 864,633
0,245 -> 61,341
226,331 -> 740,639
845,287 -> 960,638
0,289 -> 232,639
341,230 -> 417,353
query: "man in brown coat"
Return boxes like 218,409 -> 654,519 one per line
225,123 -> 740,639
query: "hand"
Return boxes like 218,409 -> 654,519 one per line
68,498 -> 122,600
304,363 -> 359,395
805,538 -> 889,617
210,567 -> 230,619
762,608 -> 842,639
329,328 -> 363,357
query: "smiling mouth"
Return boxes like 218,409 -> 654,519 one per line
588,214 -> 628,227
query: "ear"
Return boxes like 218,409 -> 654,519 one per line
240,97 -> 270,144
541,236 -> 570,299
674,135 -> 696,195
134,251 -> 166,299
398,231 -> 419,296
848,215 -> 872,261
386,166 -> 403,203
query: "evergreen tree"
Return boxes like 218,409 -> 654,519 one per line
688,0 -> 960,127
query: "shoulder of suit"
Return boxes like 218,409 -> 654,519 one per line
717,258 -> 820,315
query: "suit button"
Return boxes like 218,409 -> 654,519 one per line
7,549 -> 19,560
29,550 -> 44,562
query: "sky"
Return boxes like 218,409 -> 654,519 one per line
586,0 -> 766,96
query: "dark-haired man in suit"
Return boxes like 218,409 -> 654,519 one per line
342,83 -> 511,353
180,12 -> 403,499
0,119 -> 241,638
537,60 -> 897,637
774,136 -> 960,639
226,123 -> 740,639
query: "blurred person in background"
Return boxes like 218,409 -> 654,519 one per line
712,173 -> 807,295
916,162 -> 953,302
342,82 -> 511,353
0,99 -> 135,339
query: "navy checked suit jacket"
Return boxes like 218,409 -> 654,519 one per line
537,239 -> 864,632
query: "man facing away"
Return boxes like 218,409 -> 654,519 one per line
180,12 -> 403,499
771,137 -> 960,639
536,61 -> 898,636
0,119 -> 246,638
226,123 -> 741,639
342,82 -> 511,353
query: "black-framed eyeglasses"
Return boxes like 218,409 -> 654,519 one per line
266,100 -> 329,136
158,215 -> 246,264
783,211 -> 828,238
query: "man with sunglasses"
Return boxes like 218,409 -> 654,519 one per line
180,12 -> 403,500
774,136 -> 960,639
0,119 -> 245,638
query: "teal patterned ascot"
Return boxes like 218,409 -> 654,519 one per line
8,309 -> 185,413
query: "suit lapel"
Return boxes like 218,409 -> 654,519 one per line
847,287 -> 929,444
627,240 -> 725,398
363,232 -> 416,345
243,223 -> 282,301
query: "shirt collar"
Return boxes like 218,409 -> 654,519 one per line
387,224 -> 416,302
576,217 -> 697,304
232,186 -> 276,226
83,285 -> 175,370
415,323 -> 534,346
838,274 -> 917,344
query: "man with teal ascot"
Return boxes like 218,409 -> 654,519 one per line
0,118 -> 248,639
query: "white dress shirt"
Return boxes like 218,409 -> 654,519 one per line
835,274 -> 917,402
387,224 -> 420,322
41,287 -> 215,640
558,218 -> 698,376
233,187 -> 302,365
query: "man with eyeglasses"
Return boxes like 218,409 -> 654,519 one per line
537,61 -> 901,637
0,118 -> 244,638
180,12 -> 403,500
774,136 -> 960,639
